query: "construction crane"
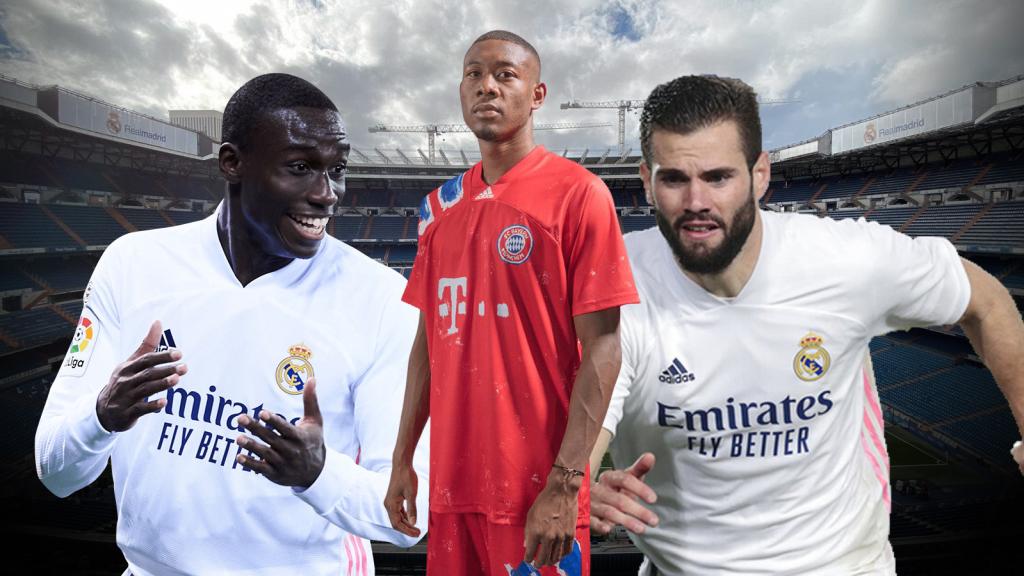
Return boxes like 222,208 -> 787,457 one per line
368,121 -> 611,162
561,97 -> 800,152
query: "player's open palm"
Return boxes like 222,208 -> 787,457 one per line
590,452 -> 659,536
236,377 -> 326,489
97,320 -> 187,432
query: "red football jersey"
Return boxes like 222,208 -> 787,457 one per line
403,146 -> 639,525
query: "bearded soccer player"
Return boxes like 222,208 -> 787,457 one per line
587,75 -> 1024,574
35,73 -> 428,575
384,31 -> 638,574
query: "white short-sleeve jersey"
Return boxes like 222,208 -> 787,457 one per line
35,212 -> 428,576
603,210 -> 970,575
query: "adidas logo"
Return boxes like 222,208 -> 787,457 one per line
156,329 -> 177,352
659,358 -> 695,384
474,187 -> 494,200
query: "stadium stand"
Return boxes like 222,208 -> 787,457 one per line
2,73 -> 1023,574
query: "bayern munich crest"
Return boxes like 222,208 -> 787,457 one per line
497,224 -> 533,264
276,344 -> 315,395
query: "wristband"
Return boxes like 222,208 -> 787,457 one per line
553,463 -> 585,478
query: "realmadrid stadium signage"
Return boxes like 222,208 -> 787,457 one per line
56,89 -> 199,155
831,85 -> 977,154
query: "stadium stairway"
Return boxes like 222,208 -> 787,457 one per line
904,169 -> 931,195
950,203 -> 993,243
48,303 -> 78,326
897,205 -> 928,233
157,209 -> 177,226
964,163 -> 993,189
100,170 -> 128,197
807,182 -> 828,205
0,328 -> 19,349
0,233 -> 11,250
39,205 -> 87,247
850,176 -> 877,203
929,404 -> 1010,430
104,206 -> 137,233
19,266 -> 50,291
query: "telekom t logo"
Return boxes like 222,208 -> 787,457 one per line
438,277 -> 468,335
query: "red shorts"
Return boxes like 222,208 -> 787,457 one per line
427,512 -> 590,576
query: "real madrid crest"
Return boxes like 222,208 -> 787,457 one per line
793,332 -> 830,382
276,344 -> 315,395
497,224 -> 533,265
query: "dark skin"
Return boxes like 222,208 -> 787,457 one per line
385,39 -> 623,567
96,106 -> 349,490
459,38 -> 547,184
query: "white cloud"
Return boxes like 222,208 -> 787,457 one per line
1,0 -> 1020,154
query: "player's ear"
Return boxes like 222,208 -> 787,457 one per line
532,82 -> 547,111
751,151 -> 770,202
219,142 -> 242,184
640,161 -> 654,206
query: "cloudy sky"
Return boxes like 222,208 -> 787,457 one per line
1,0 -> 1022,156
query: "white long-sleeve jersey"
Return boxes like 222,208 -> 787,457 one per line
604,212 -> 971,575
35,212 -> 429,576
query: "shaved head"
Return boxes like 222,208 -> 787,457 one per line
468,30 -> 541,80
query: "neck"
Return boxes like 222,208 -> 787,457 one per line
217,188 -> 292,286
477,124 -> 536,185
682,212 -> 764,298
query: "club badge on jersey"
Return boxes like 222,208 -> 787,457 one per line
276,344 -> 315,395
793,332 -> 831,382
497,224 -> 534,265
63,311 -> 99,377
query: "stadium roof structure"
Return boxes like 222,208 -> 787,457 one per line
3,73 -> 1022,185
768,75 -> 1024,181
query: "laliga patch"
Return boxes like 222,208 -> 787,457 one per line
63,311 -> 99,377
497,224 -> 533,265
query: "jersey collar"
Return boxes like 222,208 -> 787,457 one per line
466,145 -> 547,197
202,204 -> 320,289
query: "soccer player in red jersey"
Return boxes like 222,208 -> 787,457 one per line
384,30 -> 639,574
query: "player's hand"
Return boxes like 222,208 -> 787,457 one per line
384,459 -> 421,537
1012,440 -> 1023,476
590,452 -> 659,536
523,467 -> 581,567
96,320 -> 187,432
236,377 -> 325,489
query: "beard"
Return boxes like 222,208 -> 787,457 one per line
656,186 -> 757,275
472,123 -> 500,142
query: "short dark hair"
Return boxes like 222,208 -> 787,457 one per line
469,30 -> 541,77
640,75 -> 761,169
222,73 -> 337,150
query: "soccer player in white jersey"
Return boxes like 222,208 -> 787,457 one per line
34,73 -> 428,576
587,75 -> 1024,574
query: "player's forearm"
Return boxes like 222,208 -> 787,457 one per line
393,321 -> 431,465
297,446 -> 428,547
588,428 -> 613,484
555,332 -> 621,472
35,385 -> 118,498
960,280 -> 1024,435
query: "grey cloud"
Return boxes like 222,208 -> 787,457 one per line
0,0 -> 1020,154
